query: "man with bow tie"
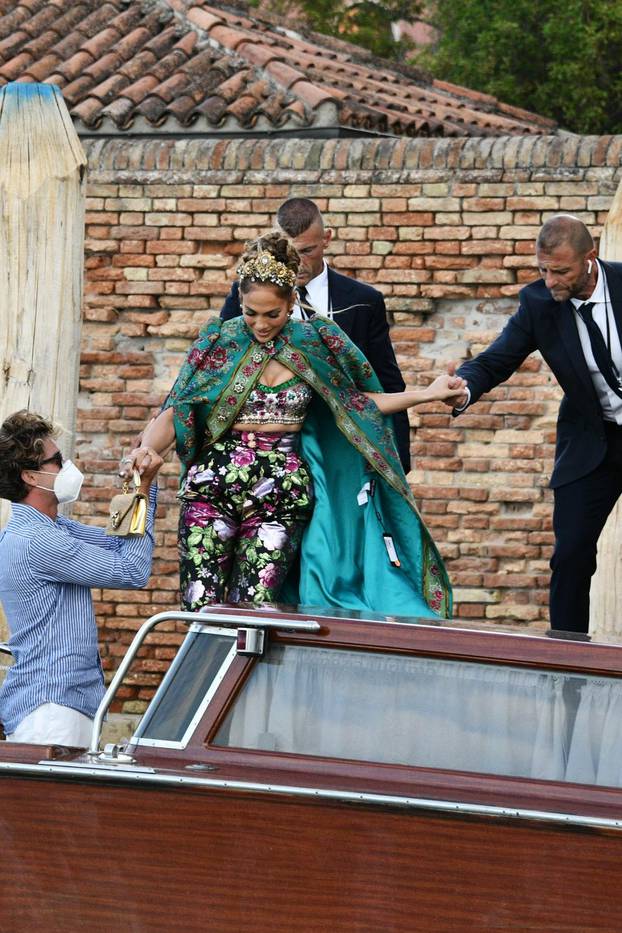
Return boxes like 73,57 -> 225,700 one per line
449,214 -> 622,634
220,197 -> 411,472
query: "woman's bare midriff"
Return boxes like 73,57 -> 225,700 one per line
232,422 -> 303,433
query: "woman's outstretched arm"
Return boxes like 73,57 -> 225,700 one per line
365,373 -> 468,414
119,408 -> 176,478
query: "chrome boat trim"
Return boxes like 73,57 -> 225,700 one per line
88,610 -> 321,756
0,759 -> 620,832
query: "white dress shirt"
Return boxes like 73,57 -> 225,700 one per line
571,259 -> 622,424
294,261 -> 331,319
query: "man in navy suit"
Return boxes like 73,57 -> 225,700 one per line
450,215 -> 622,633
220,197 -> 411,472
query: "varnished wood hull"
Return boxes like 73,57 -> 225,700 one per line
1,773 -> 621,933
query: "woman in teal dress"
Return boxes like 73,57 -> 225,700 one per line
124,233 -> 466,619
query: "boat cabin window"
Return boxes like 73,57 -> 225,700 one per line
133,625 -> 237,747
213,644 -> 622,787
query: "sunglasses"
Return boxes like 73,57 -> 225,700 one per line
39,451 -> 64,470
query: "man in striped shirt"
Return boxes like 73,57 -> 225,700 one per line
0,410 -> 163,747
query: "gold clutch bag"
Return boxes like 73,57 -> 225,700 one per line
106,470 -> 147,537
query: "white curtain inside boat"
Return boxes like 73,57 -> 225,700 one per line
214,645 -> 622,787
565,680 -> 622,786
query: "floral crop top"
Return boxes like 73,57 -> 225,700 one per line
235,375 -> 314,426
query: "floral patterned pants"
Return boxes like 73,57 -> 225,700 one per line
178,430 -> 314,609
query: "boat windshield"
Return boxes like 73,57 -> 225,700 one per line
133,625 -> 237,746
213,643 -> 622,788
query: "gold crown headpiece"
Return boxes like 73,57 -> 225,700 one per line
237,250 -> 297,288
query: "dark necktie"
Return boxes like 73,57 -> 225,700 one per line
577,302 -> 622,399
297,285 -> 313,319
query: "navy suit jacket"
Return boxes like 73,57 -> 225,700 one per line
456,260 -> 622,488
220,268 -> 411,472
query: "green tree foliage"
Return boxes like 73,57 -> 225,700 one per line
413,0 -> 622,133
251,0 -> 422,59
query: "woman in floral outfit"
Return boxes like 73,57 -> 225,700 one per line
123,233 -> 466,618
180,431 -> 313,606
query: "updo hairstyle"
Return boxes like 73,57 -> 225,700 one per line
238,232 -> 300,299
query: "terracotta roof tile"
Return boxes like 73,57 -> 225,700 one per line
166,93 -> 200,124
0,30 -> 29,58
116,74 -> 160,105
24,53 -> 60,81
80,26 -> 124,60
152,70 -> 193,104
257,87 -> 287,120
19,3 -> 60,36
209,24 -> 247,49
21,29 -> 62,58
264,59 -> 306,91
292,80 -> 336,110
227,93 -> 262,124
0,0 -> 558,137
54,49 -> 96,85
217,68 -> 251,103
1,50 -> 33,80
14,0 -> 47,12
185,6 -> 222,33
208,5 -> 256,31
98,95 -> 134,126
49,31 -> 91,67
234,40 -> 279,70
62,74 -> 98,105
147,42 -> 196,85
432,79 -> 498,107
280,98 -> 307,123
0,12 -> 29,40
72,93 -> 105,126
135,94 -> 169,124
199,93 -> 227,124
88,71 -> 128,105
183,48 -> 229,83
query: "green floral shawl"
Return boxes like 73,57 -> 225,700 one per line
165,315 -> 452,618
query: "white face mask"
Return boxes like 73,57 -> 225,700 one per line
32,460 -> 84,504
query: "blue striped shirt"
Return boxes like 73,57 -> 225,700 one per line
0,487 -> 158,734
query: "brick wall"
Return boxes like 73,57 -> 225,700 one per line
78,134 -> 622,711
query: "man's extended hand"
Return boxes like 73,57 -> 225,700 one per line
442,361 -> 469,409
119,446 -> 164,494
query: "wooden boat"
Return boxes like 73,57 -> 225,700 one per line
1,607 -> 622,932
